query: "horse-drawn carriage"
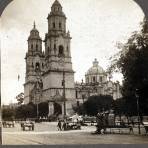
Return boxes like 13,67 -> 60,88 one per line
94,112 -> 131,134
2,121 -> 15,128
66,122 -> 81,130
21,121 -> 34,131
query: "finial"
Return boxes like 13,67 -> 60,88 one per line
33,21 -> 36,29
81,79 -> 84,84
93,58 -> 99,67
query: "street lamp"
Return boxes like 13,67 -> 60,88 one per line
62,70 -> 66,116
135,89 -> 141,134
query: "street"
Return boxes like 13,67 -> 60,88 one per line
2,122 -> 148,145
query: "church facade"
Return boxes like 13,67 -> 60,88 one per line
24,0 -> 75,115
24,0 -> 121,116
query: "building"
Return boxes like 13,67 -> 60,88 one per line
24,0 -> 75,115
75,59 -> 121,104
24,0 -> 121,116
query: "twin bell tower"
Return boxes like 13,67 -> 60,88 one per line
24,0 -> 75,115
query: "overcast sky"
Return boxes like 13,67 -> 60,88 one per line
1,0 -> 144,104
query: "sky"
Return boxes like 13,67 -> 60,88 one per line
0,0 -> 144,104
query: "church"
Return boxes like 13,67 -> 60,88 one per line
75,59 -> 122,105
24,0 -> 121,116
24,0 -> 75,115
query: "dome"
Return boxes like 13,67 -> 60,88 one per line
86,59 -> 105,75
52,0 -> 62,7
49,0 -> 66,17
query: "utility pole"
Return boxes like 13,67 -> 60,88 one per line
62,70 -> 66,116
37,102 -> 39,119
136,89 -> 141,134
0,101 -> 2,145
137,95 -> 141,134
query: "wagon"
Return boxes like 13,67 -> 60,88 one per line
21,122 -> 34,131
2,121 -> 15,128
66,122 -> 81,130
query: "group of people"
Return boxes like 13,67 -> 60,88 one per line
57,119 -> 67,131
96,112 -> 108,134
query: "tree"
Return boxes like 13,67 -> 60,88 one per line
83,95 -> 113,116
15,102 -> 36,119
2,107 -> 15,121
110,18 -> 148,116
113,98 -> 125,117
16,92 -> 24,105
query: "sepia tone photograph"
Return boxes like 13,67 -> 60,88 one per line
1,0 -> 148,145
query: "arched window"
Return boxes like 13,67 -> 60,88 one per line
47,47 -> 50,54
100,76 -> 103,82
36,44 -> 38,51
35,62 -> 40,71
59,22 -> 61,29
93,76 -> 96,82
31,44 -> 33,49
58,45 -> 64,56
54,44 -> 56,49
32,62 -> 34,68
54,44 -> 56,54
53,22 -> 55,28
67,46 -> 69,52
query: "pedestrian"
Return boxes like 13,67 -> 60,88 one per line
57,120 -> 62,131
129,125 -> 134,134
131,120 -> 134,127
62,120 -> 67,131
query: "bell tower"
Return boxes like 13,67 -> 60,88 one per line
44,0 -> 72,71
24,22 -> 45,104
24,0 -> 75,115
42,0 -> 75,115
48,0 -> 66,34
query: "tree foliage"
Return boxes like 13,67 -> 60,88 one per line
110,18 -> 148,116
16,92 -> 24,104
15,102 -> 37,119
83,95 -> 113,116
2,107 -> 15,121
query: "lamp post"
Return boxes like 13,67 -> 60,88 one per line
62,70 -> 66,116
135,89 -> 141,134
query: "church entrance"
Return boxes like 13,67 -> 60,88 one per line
53,102 -> 62,116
